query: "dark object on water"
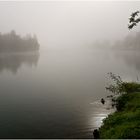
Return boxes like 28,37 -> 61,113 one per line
112,103 -> 116,108
107,95 -> 113,98
93,129 -> 100,139
101,98 -> 105,104
112,98 -> 116,102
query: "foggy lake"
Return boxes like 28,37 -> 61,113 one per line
0,48 -> 139,138
0,1 -> 140,138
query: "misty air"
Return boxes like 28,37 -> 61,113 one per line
0,1 -> 140,139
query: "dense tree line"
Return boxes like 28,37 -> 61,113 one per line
0,30 -> 39,52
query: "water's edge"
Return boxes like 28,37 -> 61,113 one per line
91,96 -> 115,138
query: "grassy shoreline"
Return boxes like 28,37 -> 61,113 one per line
98,82 -> 140,139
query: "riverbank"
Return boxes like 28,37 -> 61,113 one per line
99,85 -> 140,138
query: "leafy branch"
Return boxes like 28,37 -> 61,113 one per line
106,72 -> 140,95
128,11 -> 140,29
106,72 -> 124,95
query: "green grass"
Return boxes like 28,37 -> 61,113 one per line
99,91 -> 140,139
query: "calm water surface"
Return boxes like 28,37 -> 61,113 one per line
0,49 -> 139,138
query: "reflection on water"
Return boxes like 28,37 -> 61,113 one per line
0,49 -> 140,138
89,98 -> 114,127
0,52 -> 39,73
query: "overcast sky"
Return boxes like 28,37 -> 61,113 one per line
0,1 -> 140,49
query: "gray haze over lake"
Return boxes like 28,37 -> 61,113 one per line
0,49 -> 140,138
0,1 -> 140,138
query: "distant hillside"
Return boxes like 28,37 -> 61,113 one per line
0,30 -> 39,52
113,32 -> 140,50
